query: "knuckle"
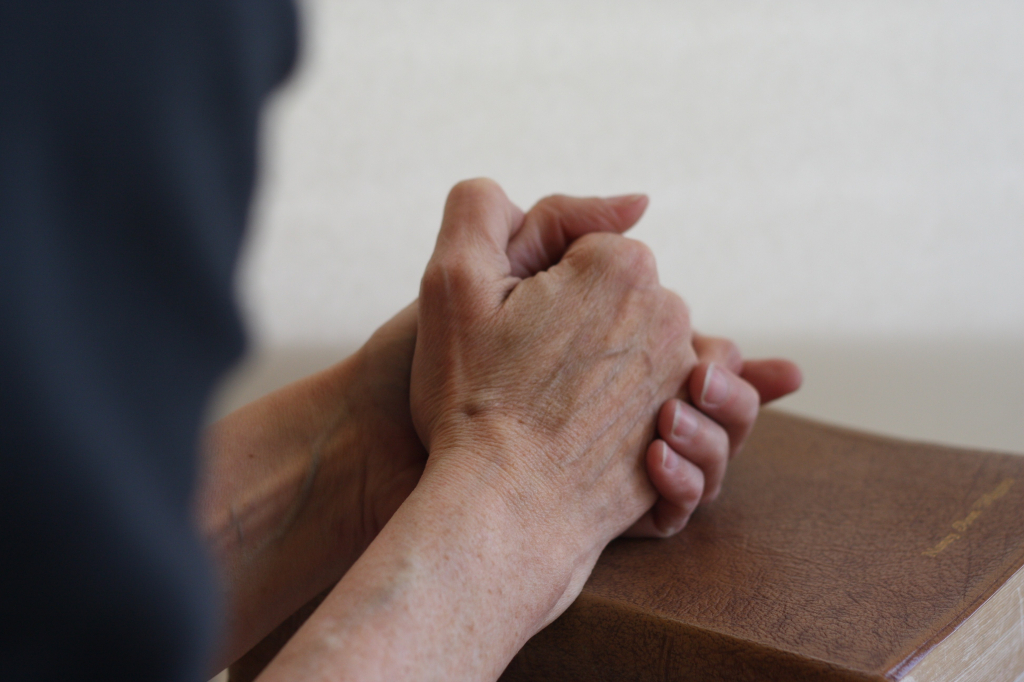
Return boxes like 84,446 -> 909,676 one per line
418,262 -> 450,303
563,231 -> 614,269
654,292 -> 693,361
420,256 -> 482,302
724,376 -> 760,429
534,193 -> 571,216
657,519 -> 685,538
447,177 -> 504,207
663,292 -> 692,333
668,290 -> 691,317
444,178 -> 512,224
707,421 -> 731,461
676,467 -> 704,510
696,335 -> 743,370
529,196 -> 569,234
716,337 -> 744,369
738,380 -> 760,418
581,236 -> 658,286
616,238 -> 658,282
724,341 -> 743,367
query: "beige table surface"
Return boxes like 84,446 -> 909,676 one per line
211,337 -> 1023,455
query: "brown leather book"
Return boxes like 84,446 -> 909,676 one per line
230,411 -> 1024,681
502,411 -> 1024,682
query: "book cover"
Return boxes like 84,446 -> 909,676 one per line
501,410 -> 1024,681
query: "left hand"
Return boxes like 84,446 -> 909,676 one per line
625,334 -> 802,537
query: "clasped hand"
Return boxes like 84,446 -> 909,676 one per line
412,179 -> 799,544
202,178 -> 800,677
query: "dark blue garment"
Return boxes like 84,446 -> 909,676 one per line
0,1 -> 296,679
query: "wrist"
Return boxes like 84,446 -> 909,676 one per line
262,453 -> 587,681
416,442 -> 597,630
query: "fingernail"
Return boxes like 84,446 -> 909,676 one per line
605,193 -> 646,206
661,444 -> 678,470
672,403 -> 699,440
700,363 -> 730,408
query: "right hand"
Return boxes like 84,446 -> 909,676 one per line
410,178 -> 697,620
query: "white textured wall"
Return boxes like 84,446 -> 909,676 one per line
243,0 -> 1023,346
224,0 -> 1024,451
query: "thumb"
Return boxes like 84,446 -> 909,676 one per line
507,193 -> 649,278
428,178 -> 526,297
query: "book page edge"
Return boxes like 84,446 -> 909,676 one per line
900,563 -> 1024,682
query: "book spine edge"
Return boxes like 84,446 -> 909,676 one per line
502,593 -> 884,682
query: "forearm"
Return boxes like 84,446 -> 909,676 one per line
196,354 -> 374,670
196,302 -> 426,672
256,457 -> 583,682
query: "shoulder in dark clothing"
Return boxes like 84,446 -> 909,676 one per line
0,1 -> 296,680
